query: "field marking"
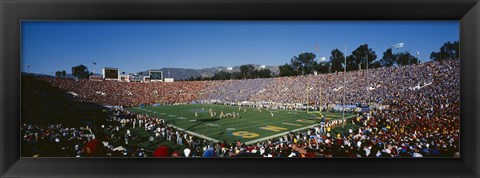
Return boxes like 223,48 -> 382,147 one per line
259,125 -> 289,132
281,122 -> 302,126
166,124 -> 220,143
206,123 -> 220,127
244,124 -> 317,145
232,131 -> 260,139
244,115 -> 356,145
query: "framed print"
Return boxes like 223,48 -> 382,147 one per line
1,0 -> 479,177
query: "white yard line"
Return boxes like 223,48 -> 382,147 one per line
167,124 -> 221,143
244,124 -> 317,145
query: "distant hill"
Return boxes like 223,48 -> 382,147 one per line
21,64 -> 280,81
138,64 -> 279,80
21,72 -> 55,78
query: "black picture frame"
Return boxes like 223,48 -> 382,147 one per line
1,0 -> 479,177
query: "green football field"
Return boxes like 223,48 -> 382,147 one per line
124,104 -> 355,144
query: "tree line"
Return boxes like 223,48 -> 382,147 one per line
56,41 -> 458,80
54,64 -> 92,79
278,41 -> 458,77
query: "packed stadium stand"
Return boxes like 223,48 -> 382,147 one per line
21,59 -> 460,158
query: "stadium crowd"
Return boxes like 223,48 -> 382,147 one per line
23,59 -> 460,157
41,78 -> 220,106
21,124 -> 96,157
39,60 -> 457,111
205,78 -> 274,102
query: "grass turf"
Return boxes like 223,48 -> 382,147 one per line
124,104 -> 355,145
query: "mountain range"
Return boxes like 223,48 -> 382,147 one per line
24,64 -> 280,80
138,64 -> 279,80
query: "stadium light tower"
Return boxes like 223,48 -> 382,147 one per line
226,67 -> 233,80
27,64 -> 31,73
365,53 -> 370,106
327,61 -> 332,109
394,42 -> 405,52
416,51 -> 420,63
318,59 -> 326,108
315,42 -> 320,111
342,43 -> 347,123
393,42 -> 405,66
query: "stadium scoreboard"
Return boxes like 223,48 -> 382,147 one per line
149,70 -> 163,81
103,67 -> 120,80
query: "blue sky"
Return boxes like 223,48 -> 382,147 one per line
21,21 -> 458,75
